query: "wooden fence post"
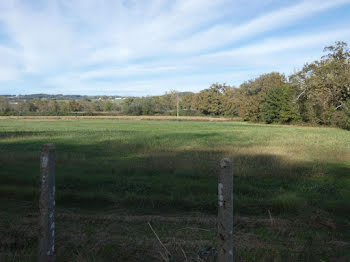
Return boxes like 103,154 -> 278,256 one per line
39,144 -> 56,262
218,158 -> 233,262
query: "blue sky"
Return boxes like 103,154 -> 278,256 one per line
0,0 -> 350,96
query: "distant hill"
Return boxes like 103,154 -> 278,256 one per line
178,92 -> 193,97
2,92 -> 194,101
3,94 -> 125,102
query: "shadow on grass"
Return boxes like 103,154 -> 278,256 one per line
1,136 -> 350,262
0,138 -> 349,217
0,130 -> 49,139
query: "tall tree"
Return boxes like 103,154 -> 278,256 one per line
0,96 -> 10,114
260,85 -> 300,123
193,84 -> 228,115
292,41 -> 350,125
238,72 -> 287,121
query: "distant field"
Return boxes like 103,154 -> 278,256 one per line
0,119 -> 349,261
0,115 -> 232,121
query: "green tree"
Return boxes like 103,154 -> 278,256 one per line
122,97 -> 143,115
142,97 -> 157,115
19,101 -> 37,113
63,100 -> 82,112
93,100 -> 104,112
293,41 -> 350,126
238,73 -> 287,121
104,100 -> 113,111
160,91 -> 177,112
193,84 -> 228,115
180,93 -> 194,110
260,85 -> 300,123
0,96 -> 10,114
47,100 -> 59,114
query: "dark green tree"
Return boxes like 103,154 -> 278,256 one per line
260,85 -> 300,123
238,72 -> 287,121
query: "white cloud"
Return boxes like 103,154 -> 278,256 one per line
78,28 -> 350,81
0,45 -> 21,81
200,29 -> 350,64
0,0 -> 349,95
171,0 -> 350,54
0,66 -> 20,81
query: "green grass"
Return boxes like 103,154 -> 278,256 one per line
0,119 -> 349,261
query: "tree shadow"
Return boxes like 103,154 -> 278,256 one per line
1,137 -> 349,216
1,135 -> 349,262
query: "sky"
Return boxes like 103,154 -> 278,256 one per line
0,0 -> 350,96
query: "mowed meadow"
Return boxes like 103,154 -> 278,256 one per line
0,118 -> 349,261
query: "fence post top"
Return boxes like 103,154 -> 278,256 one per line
41,144 -> 55,152
220,158 -> 232,168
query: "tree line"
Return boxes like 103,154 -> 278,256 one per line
1,41 -> 349,129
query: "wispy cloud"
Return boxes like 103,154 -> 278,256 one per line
171,0 -> 350,54
0,0 -> 349,95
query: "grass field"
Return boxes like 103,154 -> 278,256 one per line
0,118 -> 349,261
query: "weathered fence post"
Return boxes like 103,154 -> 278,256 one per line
218,158 -> 233,262
39,144 -> 56,262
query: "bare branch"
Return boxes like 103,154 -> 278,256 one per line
296,89 -> 306,101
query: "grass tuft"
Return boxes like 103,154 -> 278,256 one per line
271,192 -> 307,213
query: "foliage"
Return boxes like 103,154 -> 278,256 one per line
260,85 -> 300,123
1,42 -> 350,129
192,84 -> 228,115
0,96 -> 10,114
291,41 -> 350,126
236,72 -> 288,121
